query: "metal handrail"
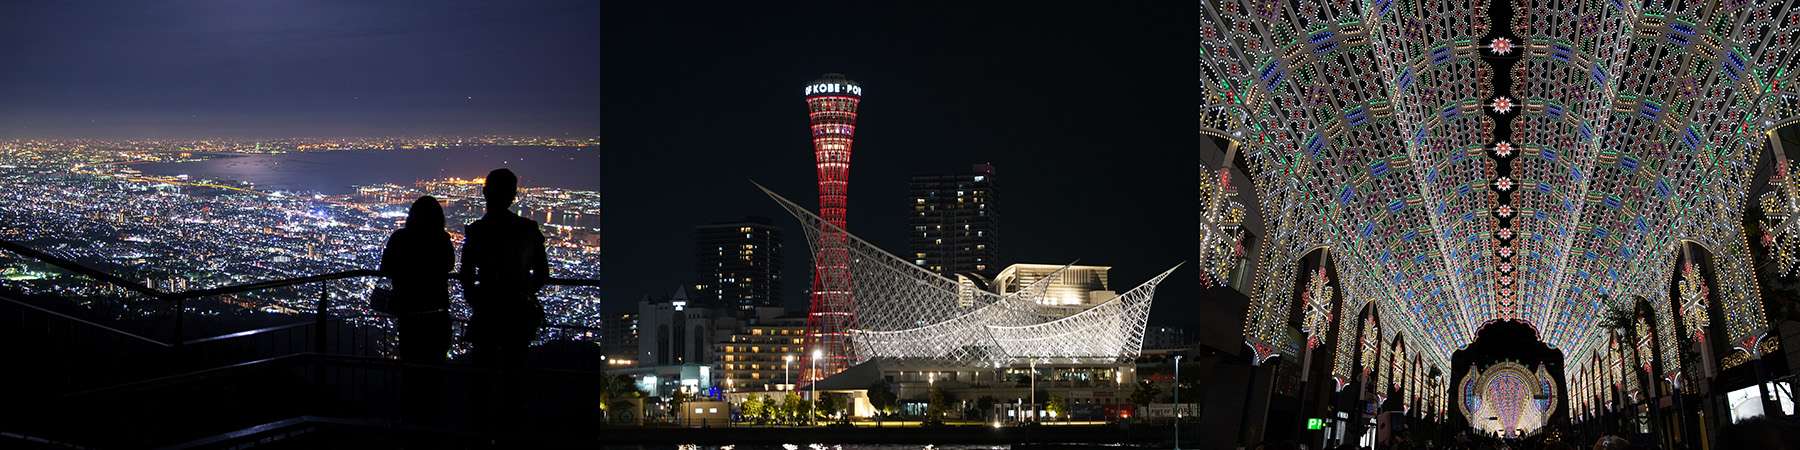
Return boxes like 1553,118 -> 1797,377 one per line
165,269 -> 382,301
1,239 -> 599,303
169,269 -> 601,301
0,239 -> 167,298
0,294 -> 172,348
0,239 -> 602,348
180,322 -> 313,347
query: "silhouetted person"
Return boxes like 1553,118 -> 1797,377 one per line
380,196 -> 454,430
1592,435 -> 1629,450
380,196 -> 454,363
459,168 -> 548,368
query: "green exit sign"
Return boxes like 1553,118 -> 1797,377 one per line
1307,418 -> 1324,430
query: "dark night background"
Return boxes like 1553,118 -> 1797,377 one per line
0,1 -> 600,139
602,2 -> 1208,331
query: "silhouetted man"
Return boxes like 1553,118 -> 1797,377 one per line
460,168 -> 549,368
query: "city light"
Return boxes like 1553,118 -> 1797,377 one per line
0,138 -> 604,347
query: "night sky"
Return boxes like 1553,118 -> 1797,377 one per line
0,1 -> 600,139
602,2 -> 1208,329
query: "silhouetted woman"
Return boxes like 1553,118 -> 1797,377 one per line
380,196 -> 454,363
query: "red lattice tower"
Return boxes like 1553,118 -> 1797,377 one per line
803,74 -> 861,381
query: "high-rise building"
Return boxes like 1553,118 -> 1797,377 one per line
908,163 -> 999,279
602,312 -> 640,366
1143,326 -> 1194,350
803,73 -> 861,380
638,287 -> 740,367
693,217 -> 783,313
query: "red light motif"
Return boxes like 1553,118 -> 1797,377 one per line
803,74 -> 861,380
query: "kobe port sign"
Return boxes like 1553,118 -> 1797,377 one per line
805,83 -> 862,96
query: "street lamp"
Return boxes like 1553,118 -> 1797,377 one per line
811,348 -> 821,426
1029,359 -> 1037,423
784,354 -> 794,391
1174,354 -> 1184,450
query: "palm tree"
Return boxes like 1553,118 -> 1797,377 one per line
670,389 -> 694,418
596,374 -> 643,424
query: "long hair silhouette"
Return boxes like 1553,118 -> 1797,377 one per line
406,196 -> 447,234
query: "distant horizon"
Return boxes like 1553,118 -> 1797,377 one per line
0,134 -> 601,142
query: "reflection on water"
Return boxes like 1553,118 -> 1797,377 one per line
602,445 -> 1013,450
602,443 -> 1162,450
136,146 -> 599,195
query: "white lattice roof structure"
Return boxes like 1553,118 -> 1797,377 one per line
758,183 -> 1180,367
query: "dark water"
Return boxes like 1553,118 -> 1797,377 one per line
600,446 -> 1013,450
135,146 -> 599,194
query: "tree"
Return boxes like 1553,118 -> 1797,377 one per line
740,395 -> 765,424
926,386 -> 950,419
782,392 -> 805,425
825,395 -> 848,421
975,395 -> 999,421
597,374 -> 644,424
866,381 -> 898,421
757,394 -> 777,424
1046,392 -> 1069,421
669,389 -> 693,422
1130,379 -> 1161,407
1599,294 -> 1634,331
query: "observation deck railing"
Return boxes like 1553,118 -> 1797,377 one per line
0,239 -> 607,447
0,239 -> 599,352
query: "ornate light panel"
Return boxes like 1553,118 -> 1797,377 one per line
1203,0 -> 1792,378
1458,361 -> 1558,438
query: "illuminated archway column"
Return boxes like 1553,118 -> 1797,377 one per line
1705,236 -> 1785,418
1295,249 -> 1343,442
